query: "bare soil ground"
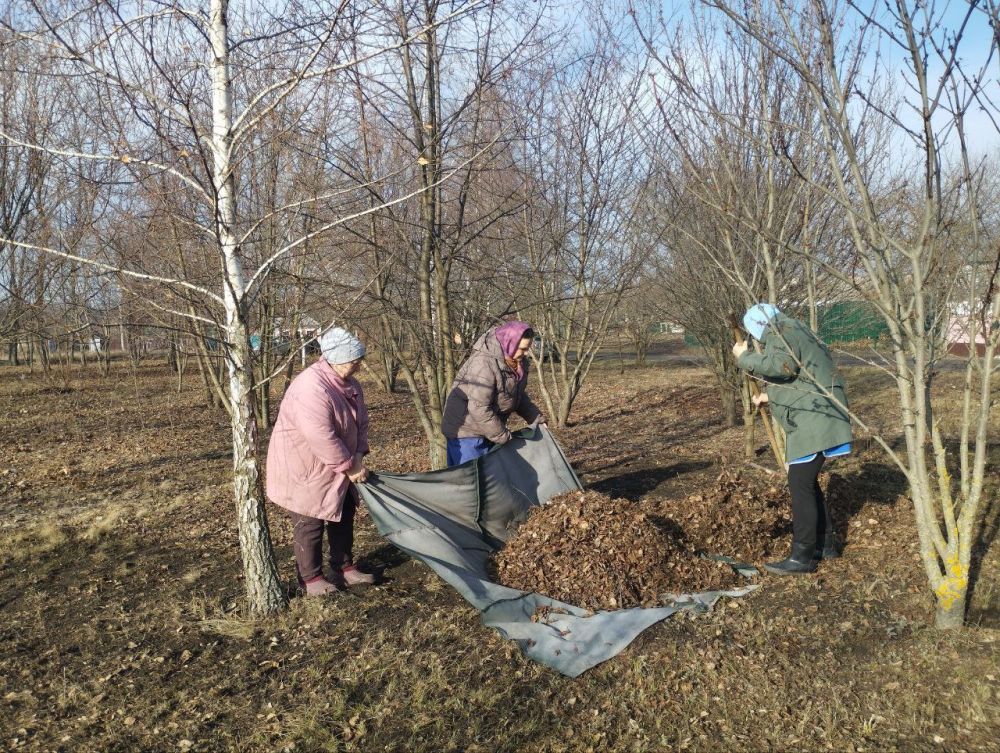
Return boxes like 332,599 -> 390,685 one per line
1,359 -> 998,752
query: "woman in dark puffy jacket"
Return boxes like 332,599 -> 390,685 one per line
441,321 -> 546,466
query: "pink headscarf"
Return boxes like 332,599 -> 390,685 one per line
494,320 -> 533,377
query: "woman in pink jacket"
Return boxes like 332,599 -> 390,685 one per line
266,327 -> 376,596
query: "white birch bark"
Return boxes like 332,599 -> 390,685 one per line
210,0 -> 285,615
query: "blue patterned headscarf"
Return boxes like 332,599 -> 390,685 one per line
742,304 -> 780,341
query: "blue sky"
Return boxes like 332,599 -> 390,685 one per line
876,1 -> 999,159
530,1 -> 997,163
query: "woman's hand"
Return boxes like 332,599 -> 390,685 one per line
752,391 -> 768,407
492,429 -> 513,446
732,341 -> 748,359
347,455 -> 369,483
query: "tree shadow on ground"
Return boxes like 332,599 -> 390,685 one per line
830,460 -> 908,551
573,389 -> 668,425
574,386 -> 717,427
967,492 -> 1000,627
838,368 -> 895,402
590,460 -> 714,502
362,543 -> 411,570
570,413 -> 727,478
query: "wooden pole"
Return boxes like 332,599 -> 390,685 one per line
729,314 -> 784,469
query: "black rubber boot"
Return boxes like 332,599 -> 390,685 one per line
815,533 -> 841,560
763,542 -> 818,575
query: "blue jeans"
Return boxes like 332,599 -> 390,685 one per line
446,436 -> 493,467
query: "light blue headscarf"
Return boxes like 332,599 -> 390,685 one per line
743,303 -> 780,341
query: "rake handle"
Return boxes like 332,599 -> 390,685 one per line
729,314 -> 784,469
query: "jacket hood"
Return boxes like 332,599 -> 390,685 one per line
470,323 -> 532,378
471,327 -> 506,361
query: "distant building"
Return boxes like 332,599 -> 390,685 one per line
946,312 -> 988,358
652,321 -> 684,335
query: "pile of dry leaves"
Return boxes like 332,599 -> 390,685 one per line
651,470 -> 793,563
493,490 -> 741,610
493,471 -> 848,609
653,469 -> 846,563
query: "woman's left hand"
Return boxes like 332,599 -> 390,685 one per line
732,341 -> 748,359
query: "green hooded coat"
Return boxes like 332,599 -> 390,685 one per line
737,313 -> 853,462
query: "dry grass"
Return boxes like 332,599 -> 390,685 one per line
0,359 -> 998,752
0,521 -> 70,564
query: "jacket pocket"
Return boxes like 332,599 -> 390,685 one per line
293,442 -> 324,482
769,399 -> 793,431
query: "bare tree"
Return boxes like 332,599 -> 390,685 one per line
615,274 -> 661,368
641,0 -> 1000,627
2,0 -> 489,613
335,0 -> 546,466
0,38 -> 69,367
642,170 -> 751,429
512,7 -> 650,426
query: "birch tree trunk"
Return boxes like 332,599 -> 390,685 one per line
210,0 -> 285,616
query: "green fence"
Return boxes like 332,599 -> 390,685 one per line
683,302 -> 889,346
816,301 -> 888,343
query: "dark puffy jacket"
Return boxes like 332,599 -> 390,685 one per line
441,327 -> 543,441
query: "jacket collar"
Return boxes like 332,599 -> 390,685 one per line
317,359 -> 358,395
472,328 -> 506,363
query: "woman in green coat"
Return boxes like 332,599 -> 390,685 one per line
733,304 -> 853,574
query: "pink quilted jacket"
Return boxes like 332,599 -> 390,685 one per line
265,359 -> 369,521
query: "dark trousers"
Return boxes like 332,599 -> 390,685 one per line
289,491 -> 356,582
787,454 -> 833,550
